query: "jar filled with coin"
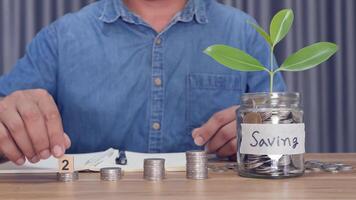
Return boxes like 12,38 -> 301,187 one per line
236,92 -> 305,178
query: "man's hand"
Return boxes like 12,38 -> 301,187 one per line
192,106 -> 239,158
0,89 -> 71,165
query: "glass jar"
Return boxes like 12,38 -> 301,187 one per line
236,92 -> 305,178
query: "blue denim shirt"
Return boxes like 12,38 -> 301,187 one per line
0,0 -> 285,153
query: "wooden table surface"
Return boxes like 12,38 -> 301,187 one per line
0,153 -> 356,200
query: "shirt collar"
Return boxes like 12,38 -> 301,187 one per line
98,0 -> 209,24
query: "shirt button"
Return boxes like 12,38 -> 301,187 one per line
152,122 -> 161,130
154,78 -> 162,87
155,38 -> 162,45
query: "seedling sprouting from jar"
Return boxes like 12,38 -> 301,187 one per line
204,9 -> 338,93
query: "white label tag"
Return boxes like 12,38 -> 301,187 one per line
240,124 -> 305,155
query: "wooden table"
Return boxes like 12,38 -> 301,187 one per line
0,153 -> 355,200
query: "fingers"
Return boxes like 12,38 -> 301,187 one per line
0,122 -> 25,165
191,105 -> 239,158
0,98 -> 38,163
206,121 -> 236,153
192,105 -> 239,146
0,89 -> 67,166
33,90 -> 66,158
16,98 -> 50,160
216,138 -> 237,157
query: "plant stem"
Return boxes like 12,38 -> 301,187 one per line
270,72 -> 274,93
270,46 -> 274,93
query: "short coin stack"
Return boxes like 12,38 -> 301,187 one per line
186,150 -> 208,180
57,171 -> 79,182
143,158 -> 165,181
100,167 -> 122,181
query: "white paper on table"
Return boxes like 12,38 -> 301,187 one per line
0,148 -> 186,174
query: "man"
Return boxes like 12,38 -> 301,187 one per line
0,0 -> 285,165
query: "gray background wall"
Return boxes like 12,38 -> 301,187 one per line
0,0 -> 355,152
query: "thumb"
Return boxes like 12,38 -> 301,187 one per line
64,133 -> 71,150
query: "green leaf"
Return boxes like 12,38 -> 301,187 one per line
270,9 -> 294,47
247,21 -> 272,46
278,42 -> 339,72
204,45 -> 268,72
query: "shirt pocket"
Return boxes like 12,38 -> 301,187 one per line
186,73 -> 242,132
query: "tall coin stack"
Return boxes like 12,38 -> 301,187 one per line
100,167 -> 122,181
143,158 -> 165,181
57,171 -> 79,182
186,150 -> 208,180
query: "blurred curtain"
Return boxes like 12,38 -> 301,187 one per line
0,0 -> 96,73
0,0 -> 355,152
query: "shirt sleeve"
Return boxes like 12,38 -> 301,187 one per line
0,23 -> 58,97
244,20 -> 287,93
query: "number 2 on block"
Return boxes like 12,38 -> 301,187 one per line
59,156 -> 74,172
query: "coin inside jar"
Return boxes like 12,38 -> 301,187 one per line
243,112 -> 263,124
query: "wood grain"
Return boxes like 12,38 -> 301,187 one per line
0,153 -> 355,200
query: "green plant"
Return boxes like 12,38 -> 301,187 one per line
204,9 -> 339,93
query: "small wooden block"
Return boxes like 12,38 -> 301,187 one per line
58,155 -> 74,173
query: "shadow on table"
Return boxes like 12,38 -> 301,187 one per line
0,173 -> 58,183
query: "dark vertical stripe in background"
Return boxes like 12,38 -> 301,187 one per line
0,0 -> 355,152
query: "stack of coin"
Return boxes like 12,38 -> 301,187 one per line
100,167 -> 122,181
186,150 -> 208,180
57,171 -> 79,182
143,158 -> 165,181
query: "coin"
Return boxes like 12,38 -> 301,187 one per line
243,112 -> 262,124
338,164 -> 353,172
278,155 -> 291,166
57,171 -> 79,182
225,163 -> 237,170
322,163 -> 338,171
100,167 -> 122,181
212,167 -> 227,173
276,111 -> 292,120
279,118 -> 294,124
260,112 -> 273,121
304,161 -> 354,173
245,161 -> 265,169
291,111 -> 303,123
